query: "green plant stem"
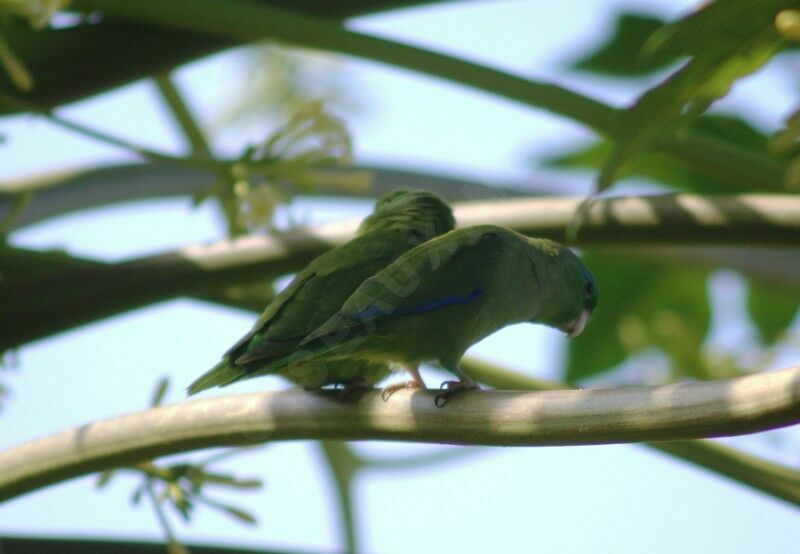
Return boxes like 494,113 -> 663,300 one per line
0,190 -> 32,237
152,72 -> 241,235
153,74 -> 213,157
145,479 -> 180,548
0,90 -> 216,170
319,442 -> 360,554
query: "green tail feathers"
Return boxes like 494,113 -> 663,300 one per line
186,359 -> 246,395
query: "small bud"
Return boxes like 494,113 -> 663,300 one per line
776,10 -> 800,42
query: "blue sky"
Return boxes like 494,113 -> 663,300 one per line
1,1 -> 799,552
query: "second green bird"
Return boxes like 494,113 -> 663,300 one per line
188,189 -> 455,395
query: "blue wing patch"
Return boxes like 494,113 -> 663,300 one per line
351,287 -> 485,321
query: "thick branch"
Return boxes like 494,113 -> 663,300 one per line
3,194 -> 799,350
462,358 -> 800,507
0,163 -> 530,231
1,364 -> 798,502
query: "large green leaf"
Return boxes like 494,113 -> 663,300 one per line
543,115 -> 796,193
746,280 -> 800,345
570,13 -> 678,76
598,0 -> 793,190
566,252 -> 711,383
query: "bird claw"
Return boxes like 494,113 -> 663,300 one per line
380,379 -> 424,402
434,380 -> 480,407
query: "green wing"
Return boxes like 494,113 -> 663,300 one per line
230,229 -> 413,364
301,225 -> 516,346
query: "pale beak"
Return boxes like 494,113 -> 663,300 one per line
563,309 -> 590,338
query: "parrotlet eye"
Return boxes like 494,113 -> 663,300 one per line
584,279 -> 595,298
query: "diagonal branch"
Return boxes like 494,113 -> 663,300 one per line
1,363 -> 798,502
66,0 -> 789,192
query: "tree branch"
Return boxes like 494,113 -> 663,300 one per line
0,163 -> 531,232
67,0 -> 790,193
1,364 -> 798,502
3,194 -> 799,350
462,358 -> 800,508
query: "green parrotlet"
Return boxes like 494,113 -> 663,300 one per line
259,224 -> 598,405
187,189 -> 455,395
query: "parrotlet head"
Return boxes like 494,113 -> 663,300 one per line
526,238 -> 598,338
359,189 -> 455,240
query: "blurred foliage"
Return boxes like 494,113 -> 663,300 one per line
593,0 -> 796,189
217,43 -> 361,132
0,0 -> 68,28
0,1 -> 441,114
542,114 -> 798,193
566,253 -> 712,383
0,349 -> 18,412
0,1 -> 66,91
747,280 -> 800,345
548,3 -> 800,385
200,99 -> 370,236
570,13 -> 679,76
96,378 -> 263,550
773,106 -> 800,189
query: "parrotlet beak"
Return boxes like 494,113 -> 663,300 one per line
563,309 -> 590,338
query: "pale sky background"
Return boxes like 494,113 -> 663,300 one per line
1,1 -> 799,552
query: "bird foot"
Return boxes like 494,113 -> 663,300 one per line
380,378 -> 424,401
434,379 -> 481,408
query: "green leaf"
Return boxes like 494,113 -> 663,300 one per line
149,376 -> 170,407
544,114 -> 793,193
192,469 -> 263,490
570,13 -> 679,76
599,0 -> 792,190
204,498 -> 258,526
130,483 -> 145,506
746,280 -> 800,344
95,470 -> 116,489
566,253 -> 711,382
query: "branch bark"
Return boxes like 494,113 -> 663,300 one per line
462,358 -> 800,508
0,163 -> 530,231
1,364 -> 798,502
3,194 -> 800,350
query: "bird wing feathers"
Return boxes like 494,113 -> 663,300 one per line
301,225 -> 510,346
230,230 -> 410,364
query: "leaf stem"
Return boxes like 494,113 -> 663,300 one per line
153,73 -> 214,157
